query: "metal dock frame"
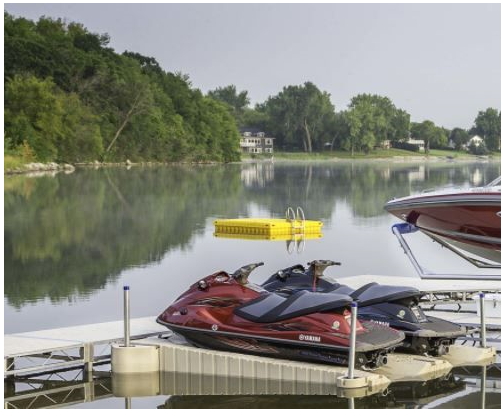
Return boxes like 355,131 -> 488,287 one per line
391,223 -> 501,281
4,317 -> 168,378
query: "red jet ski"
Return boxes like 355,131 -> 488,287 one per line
157,262 -> 405,370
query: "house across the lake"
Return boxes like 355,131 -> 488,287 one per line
467,135 -> 484,147
239,128 -> 274,154
406,138 -> 425,152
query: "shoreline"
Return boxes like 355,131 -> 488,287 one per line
4,155 -> 500,176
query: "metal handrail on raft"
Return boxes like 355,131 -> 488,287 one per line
285,206 -> 307,254
285,206 -> 306,233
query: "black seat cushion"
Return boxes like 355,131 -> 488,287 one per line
351,283 -> 421,306
235,290 -> 352,323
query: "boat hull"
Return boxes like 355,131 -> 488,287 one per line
385,192 -> 501,262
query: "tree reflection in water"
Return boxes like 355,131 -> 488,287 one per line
4,161 -> 500,307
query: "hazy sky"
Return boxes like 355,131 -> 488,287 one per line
5,3 -> 501,129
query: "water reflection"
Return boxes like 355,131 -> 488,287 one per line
5,365 -> 499,409
4,161 -> 500,309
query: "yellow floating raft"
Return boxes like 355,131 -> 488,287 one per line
214,218 -> 323,237
214,231 -> 323,241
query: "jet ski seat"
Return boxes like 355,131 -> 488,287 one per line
235,290 -> 352,323
338,283 -> 421,307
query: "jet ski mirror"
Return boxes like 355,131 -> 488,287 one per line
232,262 -> 265,285
307,260 -> 341,278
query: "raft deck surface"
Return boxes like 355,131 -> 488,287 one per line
214,218 -> 323,236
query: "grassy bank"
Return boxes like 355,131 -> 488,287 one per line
4,154 -> 28,172
243,148 -> 499,161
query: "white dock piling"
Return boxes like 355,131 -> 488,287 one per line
479,292 -> 487,348
347,302 -> 358,379
124,286 -> 130,347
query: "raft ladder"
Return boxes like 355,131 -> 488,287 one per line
285,206 -> 306,254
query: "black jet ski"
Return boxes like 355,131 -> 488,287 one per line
262,260 -> 466,356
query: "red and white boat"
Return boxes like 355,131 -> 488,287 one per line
385,177 -> 501,265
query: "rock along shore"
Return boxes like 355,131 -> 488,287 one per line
5,155 -> 499,175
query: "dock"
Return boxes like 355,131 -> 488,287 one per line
4,317 -> 166,377
4,313 -> 497,409
5,273 -> 499,386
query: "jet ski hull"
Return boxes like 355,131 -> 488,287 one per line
157,319 -> 398,369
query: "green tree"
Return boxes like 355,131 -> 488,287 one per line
341,94 -> 410,154
5,75 -> 104,162
240,107 -> 269,131
473,108 -> 501,151
208,85 -> 250,125
449,127 -> 469,150
410,120 -> 447,154
5,75 -> 64,161
263,82 -> 336,152
390,109 -> 411,142
4,12 -> 241,163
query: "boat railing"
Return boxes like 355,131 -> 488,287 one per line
486,176 -> 501,188
391,223 -> 501,280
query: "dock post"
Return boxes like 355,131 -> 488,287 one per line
124,286 -> 130,347
82,343 -> 94,376
347,302 -> 358,379
479,292 -> 486,348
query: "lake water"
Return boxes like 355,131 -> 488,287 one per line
4,160 -> 501,332
4,160 -> 501,409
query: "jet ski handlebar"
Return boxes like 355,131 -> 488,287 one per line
307,260 -> 341,278
232,262 -> 265,285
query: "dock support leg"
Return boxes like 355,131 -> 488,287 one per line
480,365 -> 487,409
82,343 -> 94,376
84,377 -> 95,403
4,357 -> 15,377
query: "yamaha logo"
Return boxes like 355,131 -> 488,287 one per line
370,319 -> 390,327
299,334 -> 321,342
211,324 -> 219,331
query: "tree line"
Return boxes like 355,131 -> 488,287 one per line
4,13 -> 241,163
208,84 -> 501,155
4,13 -> 500,164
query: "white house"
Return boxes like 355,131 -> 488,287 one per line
406,138 -> 425,152
467,135 -> 484,147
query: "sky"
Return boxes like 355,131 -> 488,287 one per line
4,3 -> 501,129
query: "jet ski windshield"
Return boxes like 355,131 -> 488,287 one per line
235,290 -> 352,323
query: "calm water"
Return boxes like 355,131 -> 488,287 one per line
5,365 -> 500,409
4,160 -> 501,333
4,160 -> 501,409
